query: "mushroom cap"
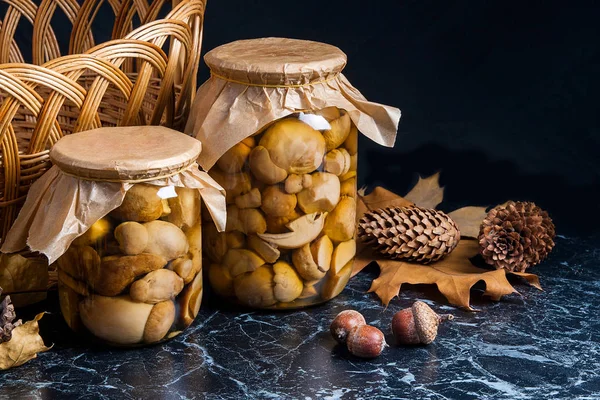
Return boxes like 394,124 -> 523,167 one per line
273,261 -> 303,303
412,301 -> 440,345
259,119 -> 326,174
234,265 -> 276,308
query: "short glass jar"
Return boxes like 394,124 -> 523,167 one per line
2,126 -> 226,346
186,38 -> 400,309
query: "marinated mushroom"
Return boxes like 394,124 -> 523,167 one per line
297,172 -> 341,214
322,111 -> 351,151
111,184 -> 164,222
310,235 -> 334,273
168,256 -> 195,284
340,177 -> 357,198
266,209 -> 302,234
79,295 -> 154,345
323,148 -> 351,176
249,146 -> 288,184
284,174 -> 304,194
223,248 -> 265,277
185,224 -> 203,276
72,218 -> 112,246
233,265 -> 276,308
261,185 -> 297,217
208,264 -> 235,297
235,188 -> 262,209
322,260 -> 353,300
143,300 -> 176,343
165,187 -> 200,229
90,253 -> 167,296
292,244 -> 326,281
130,269 -> 184,304
114,221 -> 148,255
58,269 -> 89,296
143,220 -> 189,260
247,235 -> 281,264
179,271 -> 203,326
203,223 -> 228,263
258,212 -> 327,249
331,240 -> 357,275
209,169 -> 252,204
58,280 -> 83,331
343,124 -> 358,155
216,140 -> 253,173
323,196 -> 356,242
273,261 -> 303,303
226,231 -> 246,249
259,119 -> 326,174
238,208 -> 268,235
315,106 -> 341,121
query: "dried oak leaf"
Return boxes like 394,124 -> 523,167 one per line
0,313 -> 50,370
447,206 -> 490,239
352,173 -> 541,309
0,253 -> 48,307
404,173 -> 444,209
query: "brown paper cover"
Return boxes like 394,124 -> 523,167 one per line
185,37 -> 402,170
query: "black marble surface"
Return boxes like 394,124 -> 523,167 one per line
2,235 -> 599,399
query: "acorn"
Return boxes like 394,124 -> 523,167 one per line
330,310 -> 366,344
392,301 -> 453,345
346,325 -> 387,358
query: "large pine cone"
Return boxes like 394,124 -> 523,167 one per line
358,206 -> 460,263
478,201 -> 555,272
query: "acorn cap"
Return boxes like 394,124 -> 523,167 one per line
412,301 -> 441,345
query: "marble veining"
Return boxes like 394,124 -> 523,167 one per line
1,236 -> 599,399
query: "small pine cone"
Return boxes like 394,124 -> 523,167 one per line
478,201 -> 556,272
358,206 -> 461,263
0,288 -> 22,343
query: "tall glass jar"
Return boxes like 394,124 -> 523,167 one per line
1,126 -> 226,346
186,38 -> 401,309
205,110 -> 358,309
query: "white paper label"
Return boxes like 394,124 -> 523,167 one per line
298,112 -> 331,131
157,185 -> 178,199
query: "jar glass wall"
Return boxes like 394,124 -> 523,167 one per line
205,107 -> 358,309
56,184 -> 203,346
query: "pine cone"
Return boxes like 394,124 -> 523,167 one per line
478,201 -> 556,272
358,206 -> 460,263
0,287 -> 22,343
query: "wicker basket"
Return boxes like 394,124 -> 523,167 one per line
0,0 -> 206,241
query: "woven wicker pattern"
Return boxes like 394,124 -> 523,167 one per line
0,0 -> 206,241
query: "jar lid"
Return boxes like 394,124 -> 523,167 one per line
205,37 -> 347,86
50,126 -> 202,181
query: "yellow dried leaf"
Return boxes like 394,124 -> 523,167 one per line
366,240 -> 528,310
510,272 -> 543,290
0,254 -> 48,307
404,173 -> 444,209
448,206 -> 489,238
0,313 -> 50,370
359,186 -> 414,211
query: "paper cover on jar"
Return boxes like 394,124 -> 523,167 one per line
1,126 -> 226,264
184,37 -> 402,170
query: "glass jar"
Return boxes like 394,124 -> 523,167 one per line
1,126 -> 226,346
205,110 -> 358,309
186,38 -> 400,309
56,183 -> 204,345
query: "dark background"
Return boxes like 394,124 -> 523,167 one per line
197,0 -> 600,236
3,0 -> 599,235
